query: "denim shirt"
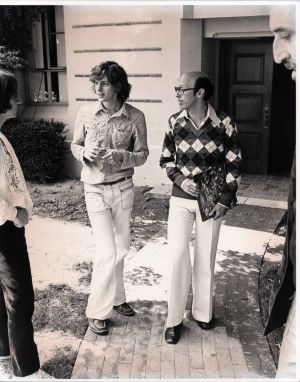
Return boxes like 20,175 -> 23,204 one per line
71,102 -> 149,184
0,132 -> 33,226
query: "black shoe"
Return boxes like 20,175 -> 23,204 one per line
196,317 -> 215,330
165,322 -> 183,344
89,319 -> 109,335
113,302 -> 135,316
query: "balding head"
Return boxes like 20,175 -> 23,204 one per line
178,72 -> 214,101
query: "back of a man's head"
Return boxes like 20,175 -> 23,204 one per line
0,69 -> 17,114
189,72 -> 214,101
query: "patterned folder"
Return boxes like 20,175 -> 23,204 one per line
196,163 -> 227,221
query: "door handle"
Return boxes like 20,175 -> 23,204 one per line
264,105 -> 269,129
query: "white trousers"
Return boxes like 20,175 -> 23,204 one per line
166,196 -> 222,327
276,294 -> 297,379
84,178 -> 134,320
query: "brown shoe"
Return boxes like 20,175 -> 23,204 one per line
89,319 -> 109,335
113,302 -> 135,316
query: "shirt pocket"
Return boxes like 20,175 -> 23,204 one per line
85,121 -> 106,146
113,124 -> 133,147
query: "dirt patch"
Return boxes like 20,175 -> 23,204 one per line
34,283 -> 88,337
42,346 -> 77,380
28,180 -> 169,223
34,331 -> 79,379
28,180 -> 89,224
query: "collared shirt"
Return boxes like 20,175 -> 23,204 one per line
0,131 -> 33,226
159,103 -> 242,205
182,105 -> 210,130
71,102 -> 149,184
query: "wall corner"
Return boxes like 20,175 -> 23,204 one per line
183,5 -> 194,19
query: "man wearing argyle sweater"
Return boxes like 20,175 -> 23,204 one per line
160,71 -> 242,344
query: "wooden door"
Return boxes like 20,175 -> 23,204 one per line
219,39 -> 273,173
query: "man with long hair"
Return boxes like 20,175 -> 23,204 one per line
72,61 -> 148,335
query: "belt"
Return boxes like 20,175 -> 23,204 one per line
100,176 -> 132,186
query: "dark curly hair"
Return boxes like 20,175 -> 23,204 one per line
89,61 -> 131,103
0,69 -> 17,114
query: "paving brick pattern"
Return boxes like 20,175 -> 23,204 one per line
71,177 -> 286,379
72,245 -> 277,379
237,174 -> 289,200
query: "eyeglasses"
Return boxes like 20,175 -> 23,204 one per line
174,87 -> 195,95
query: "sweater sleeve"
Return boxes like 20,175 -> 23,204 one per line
159,117 -> 186,187
218,116 -> 242,207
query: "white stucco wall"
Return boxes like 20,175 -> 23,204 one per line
192,4 -> 271,18
30,3 -> 282,186
63,5 -> 183,186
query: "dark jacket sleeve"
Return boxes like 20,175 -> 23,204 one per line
264,154 -> 296,335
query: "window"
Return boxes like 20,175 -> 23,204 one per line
26,6 -> 68,104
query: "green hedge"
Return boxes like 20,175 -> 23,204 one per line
2,118 -> 68,183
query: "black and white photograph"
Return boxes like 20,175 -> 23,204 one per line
0,0 -> 297,380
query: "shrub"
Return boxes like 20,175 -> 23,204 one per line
2,118 -> 68,183
0,45 -> 27,71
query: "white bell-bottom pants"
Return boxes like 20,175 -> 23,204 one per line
84,178 -> 134,320
166,196 -> 222,327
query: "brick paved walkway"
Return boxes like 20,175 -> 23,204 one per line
72,227 -> 283,379
71,175 -> 288,379
149,174 -> 289,210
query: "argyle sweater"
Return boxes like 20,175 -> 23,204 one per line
159,104 -> 242,206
